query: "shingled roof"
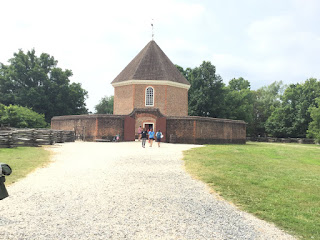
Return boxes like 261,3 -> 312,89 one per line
111,40 -> 190,85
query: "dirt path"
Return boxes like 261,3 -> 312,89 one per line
0,142 -> 295,239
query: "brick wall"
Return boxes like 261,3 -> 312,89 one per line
134,113 -> 158,134
51,112 -> 246,144
133,85 -> 167,113
113,85 -> 134,115
51,115 -> 125,141
166,86 -> 188,116
114,83 -> 188,116
96,116 -> 124,140
167,116 -> 246,144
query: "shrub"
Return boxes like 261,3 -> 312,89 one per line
0,104 -> 47,128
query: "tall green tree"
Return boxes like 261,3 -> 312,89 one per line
266,78 -> 320,137
224,78 -> 255,134
252,81 -> 284,136
95,96 -> 114,114
178,61 -> 226,117
0,49 -> 88,122
307,98 -> 320,143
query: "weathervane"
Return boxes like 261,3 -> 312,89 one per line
151,19 -> 154,40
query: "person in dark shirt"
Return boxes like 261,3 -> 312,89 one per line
141,128 -> 148,148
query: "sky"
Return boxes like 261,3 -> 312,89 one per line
1,0 -> 319,112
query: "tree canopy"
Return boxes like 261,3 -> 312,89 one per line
307,98 -> 320,143
95,96 -> 114,114
224,78 -> 255,133
253,81 -> 283,137
177,62 -> 320,139
266,78 -> 320,137
0,49 -> 88,123
177,61 -> 225,117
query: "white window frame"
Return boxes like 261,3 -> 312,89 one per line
145,86 -> 154,106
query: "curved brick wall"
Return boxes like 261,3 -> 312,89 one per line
51,110 -> 246,144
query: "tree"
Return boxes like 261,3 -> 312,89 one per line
95,96 -> 114,114
178,61 -> 226,117
266,78 -> 320,137
252,81 -> 284,136
0,49 -> 88,122
307,98 -> 320,143
228,77 -> 251,91
224,78 -> 255,135
0,104 -> 47,128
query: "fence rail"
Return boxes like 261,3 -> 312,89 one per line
0,128 -> 75,148
247,137 -> 315,144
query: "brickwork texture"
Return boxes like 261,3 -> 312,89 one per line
51,112 -> 246,144
114,84 -> 188,116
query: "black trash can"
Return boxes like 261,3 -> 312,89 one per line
0,163 -> 12,200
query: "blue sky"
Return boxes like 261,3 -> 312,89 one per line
1,0 -> 319,112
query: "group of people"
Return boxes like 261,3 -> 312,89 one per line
137,126 -> 163,148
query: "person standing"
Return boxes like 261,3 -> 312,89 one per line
156,130 -> 163,147
148,128 -> 155,147
137,126 -> 142,141
141,128 -> 148,148
148,127 -> 151,144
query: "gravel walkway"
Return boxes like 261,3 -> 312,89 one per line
0,142 -> 296,240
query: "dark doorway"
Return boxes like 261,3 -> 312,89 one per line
144,123 -> 154,131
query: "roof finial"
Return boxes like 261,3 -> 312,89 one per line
151,19 -> 154,40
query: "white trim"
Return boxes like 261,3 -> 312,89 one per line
112,79 -> 190,90
145,86 -> 154,106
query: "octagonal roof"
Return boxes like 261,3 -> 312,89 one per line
111,40 -> 190,86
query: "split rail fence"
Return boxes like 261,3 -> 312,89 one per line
0,128 -> 75,148
247,137 -> 315,144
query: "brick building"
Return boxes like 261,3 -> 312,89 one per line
51,40 -> 246,144
112,40 -> 190,136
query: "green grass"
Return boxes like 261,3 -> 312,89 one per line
0,147 -> 51,185
183,142 -> 320,240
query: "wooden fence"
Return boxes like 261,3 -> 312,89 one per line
247,137 -> 315,144
0,128 -> 75,148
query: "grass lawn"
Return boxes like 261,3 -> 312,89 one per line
0,147 -> 51,185
183,142 -> 320,240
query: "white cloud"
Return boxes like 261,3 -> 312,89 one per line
0,0 -> 207,112
1,0 -> 319,112
212,13 -> 320,88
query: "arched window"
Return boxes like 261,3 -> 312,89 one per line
145,87 -> 154,106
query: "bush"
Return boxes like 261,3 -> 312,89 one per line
0,104 -> 47,128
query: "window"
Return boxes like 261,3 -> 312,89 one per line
145,87 -> 154,106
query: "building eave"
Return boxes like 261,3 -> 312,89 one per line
112,79 -> 191,90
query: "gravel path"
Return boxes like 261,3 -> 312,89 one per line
0,142 -> 296,240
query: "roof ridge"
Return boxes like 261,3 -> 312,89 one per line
132,41 -> 153,79
156,41 -> 173,80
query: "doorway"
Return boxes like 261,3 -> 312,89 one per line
144,123 -> 154,131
